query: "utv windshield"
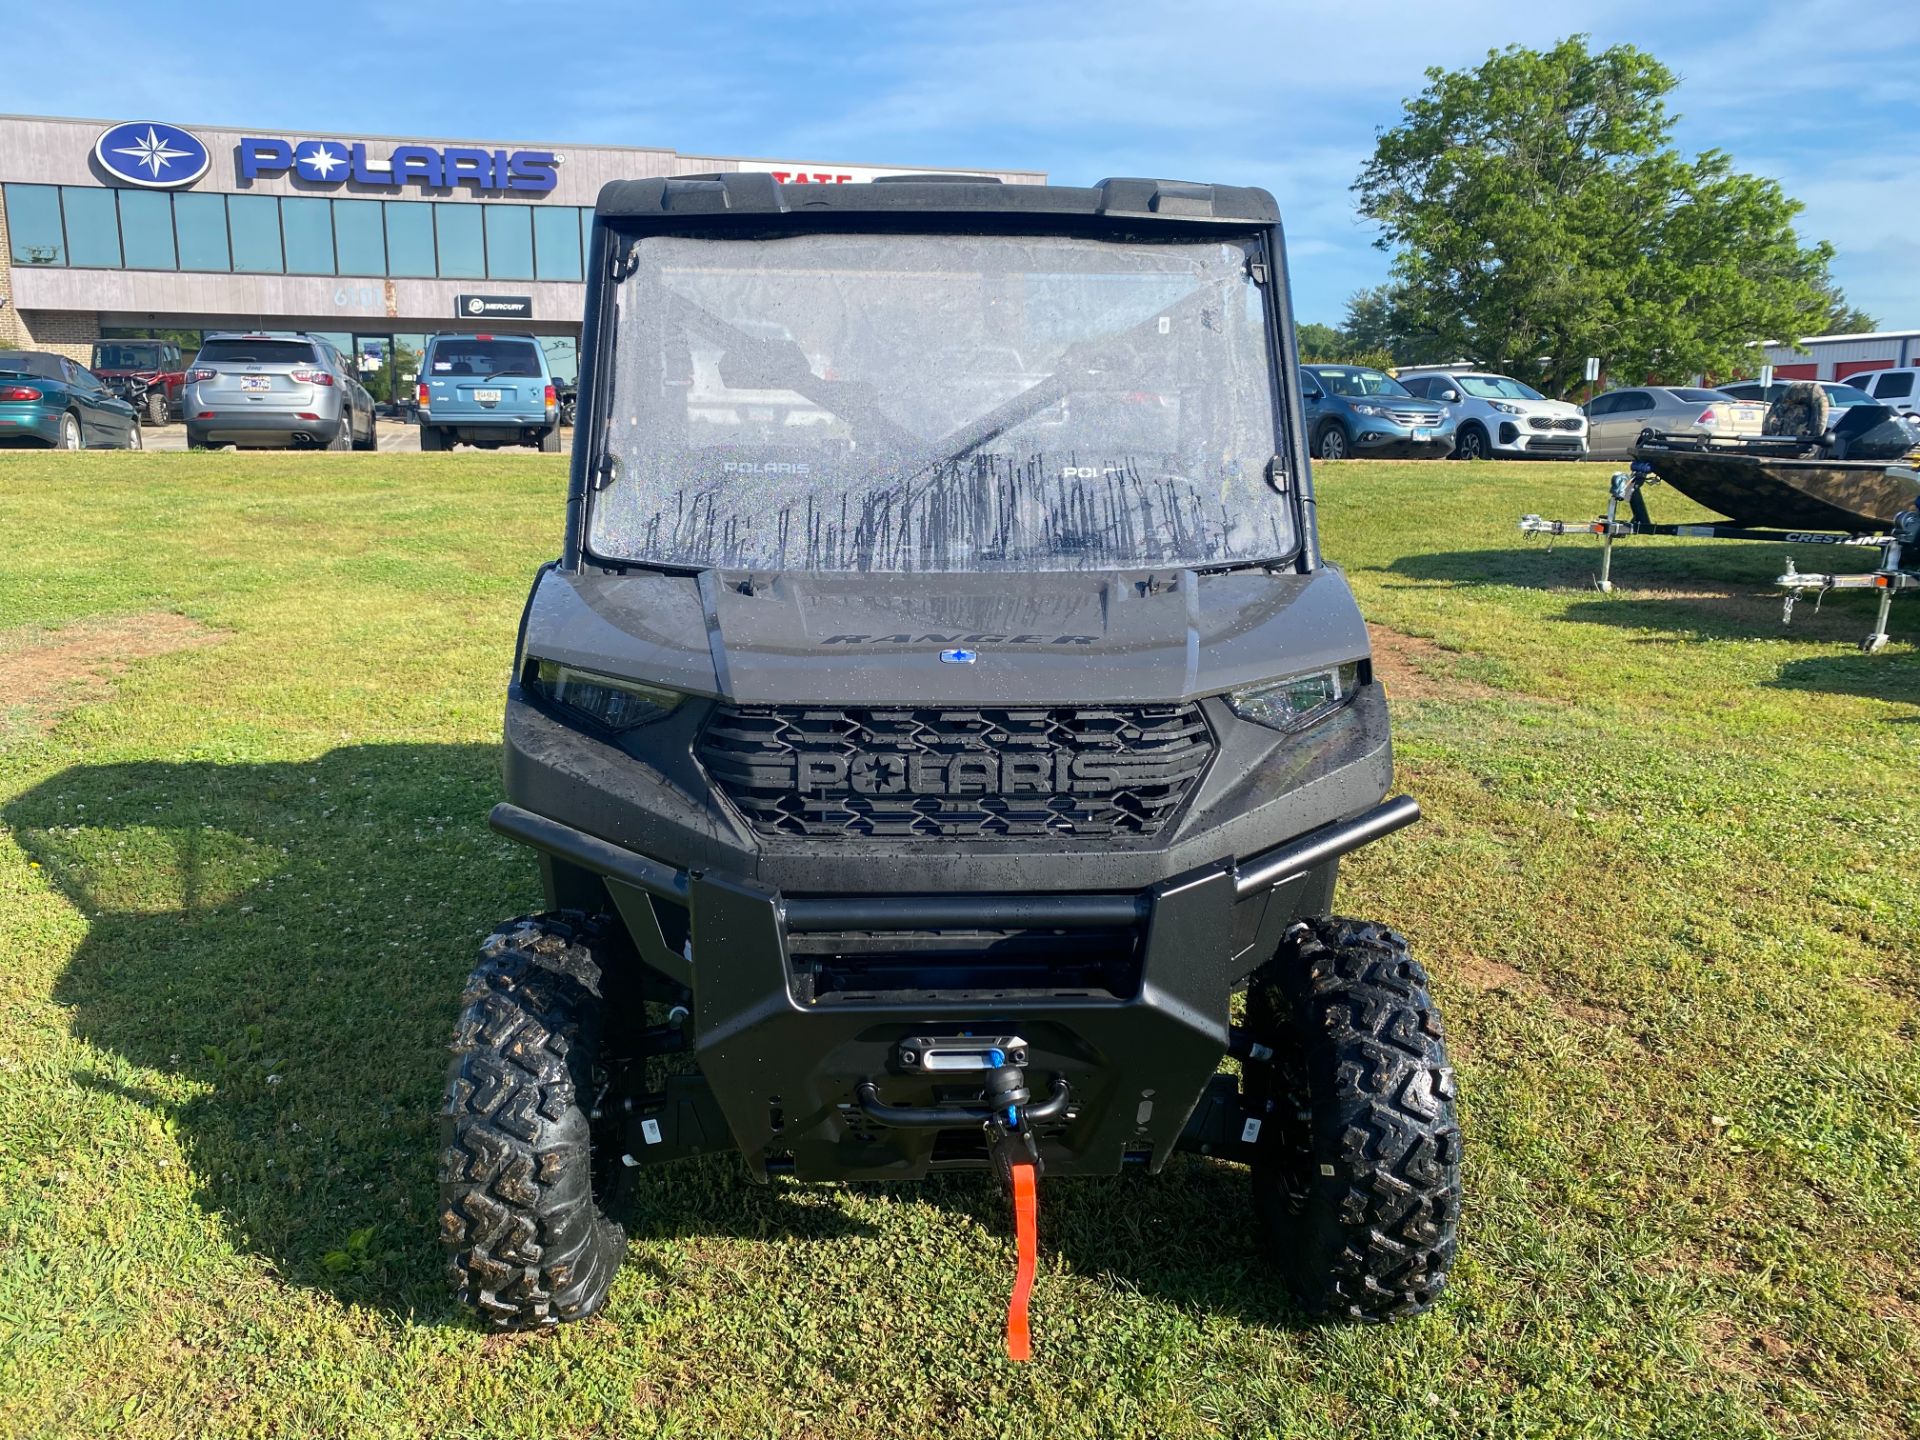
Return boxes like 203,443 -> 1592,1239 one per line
590,231 -> 1292,573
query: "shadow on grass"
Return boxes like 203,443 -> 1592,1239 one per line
8,747 -> 868,1324
1383,540 -> 1882,596
11,745 -> 1308,1332
1382,542 -> 1904,650
1768,651 -> 1920,707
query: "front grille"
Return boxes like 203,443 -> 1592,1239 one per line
1526,436 -> 1585,451
1529,416 -> 1584,431
1387,408 -> 1439,427
699,703 -> 1213,840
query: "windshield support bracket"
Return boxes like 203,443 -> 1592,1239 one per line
1266,454 -> 1290,496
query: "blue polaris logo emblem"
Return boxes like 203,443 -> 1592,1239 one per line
94,121 -> 211,190
939,648 -> 979,665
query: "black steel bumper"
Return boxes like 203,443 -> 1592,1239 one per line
488,795 -> 1419,1182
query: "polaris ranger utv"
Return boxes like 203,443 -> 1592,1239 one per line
441,174 -> 1460,1352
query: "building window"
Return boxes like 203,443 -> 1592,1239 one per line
541,335 -> 579,386
4,184 -> 66,265
118,190 -> 177,270
435,203 -> 485,279
62,187 -> 122,268
534,205 -> 582,282
228,193 -> 283,273
385,201 -> 435,277
334,200 -> 385,276
484,205 -> 534,280
173,192 -> 231,271
281,197 -> 335,275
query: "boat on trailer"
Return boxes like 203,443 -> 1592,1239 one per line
1634,433 -> 1920,531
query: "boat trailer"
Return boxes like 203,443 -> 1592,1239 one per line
1521,462 -> 1918,653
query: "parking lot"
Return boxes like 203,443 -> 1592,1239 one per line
135,421 -> 576,454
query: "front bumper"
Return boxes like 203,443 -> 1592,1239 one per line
489,794 -> 1419,1182
1492,419 -> 1587,455
1353,417 -> 1454,457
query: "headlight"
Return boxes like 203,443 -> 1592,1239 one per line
1227,662 -> 1363,733
1437,407 -> 1451,422
1488,401 -> 1525,415
1351,403 -> 1389,418
526,659 -> 682,730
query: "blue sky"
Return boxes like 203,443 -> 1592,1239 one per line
13,0 -> 1918,329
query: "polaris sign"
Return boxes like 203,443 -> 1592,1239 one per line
238,138 -> 559,194
94,122 -> 212,190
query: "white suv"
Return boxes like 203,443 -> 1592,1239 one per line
1397,367 -> 1588,459
1844,367 -> 1918,417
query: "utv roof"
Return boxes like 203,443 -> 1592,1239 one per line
593,174 -> 1279,225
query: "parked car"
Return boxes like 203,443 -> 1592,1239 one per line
1719,379 -> 1880,413
89,339 -> 186,425
1843,368 -> 1918,416
1299,363 -> 1454,459
1582,385 -> 1768,458
0,349 -> 143,449
183,334 -> 377,451
416,334 -> 561,452
1396,368 -> 1588,459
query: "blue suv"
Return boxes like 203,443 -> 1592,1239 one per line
417,334 -> 561,452
1300,364 -> 1454,460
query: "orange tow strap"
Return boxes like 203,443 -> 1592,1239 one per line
1007,1161 -> 1038,1361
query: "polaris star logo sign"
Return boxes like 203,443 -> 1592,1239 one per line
94,121 -> 212,190
238,138 -> 559,195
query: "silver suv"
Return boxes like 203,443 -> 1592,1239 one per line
184,333 -> 377,450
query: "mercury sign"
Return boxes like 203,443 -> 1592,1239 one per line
238,138 -> 559,194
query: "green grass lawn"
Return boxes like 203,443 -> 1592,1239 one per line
1,452 -> 1915,1439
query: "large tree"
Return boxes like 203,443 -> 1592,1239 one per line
1355,37 -> 1850,396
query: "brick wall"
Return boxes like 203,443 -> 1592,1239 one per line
16,308 -> 100,362
0,194 -> 22,348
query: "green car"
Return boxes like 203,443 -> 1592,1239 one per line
0,350 -> 143,450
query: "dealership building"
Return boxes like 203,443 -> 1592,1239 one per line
0,113 -> 1043,389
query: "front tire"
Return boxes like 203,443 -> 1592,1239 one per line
1452,424 -> 1489,461
145,390 -> 169,426
1314,422 -> 1350,461
440,913 -> 627,1328
1244,917 -> 1461,1321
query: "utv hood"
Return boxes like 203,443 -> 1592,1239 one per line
522,566 -> 1370,706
